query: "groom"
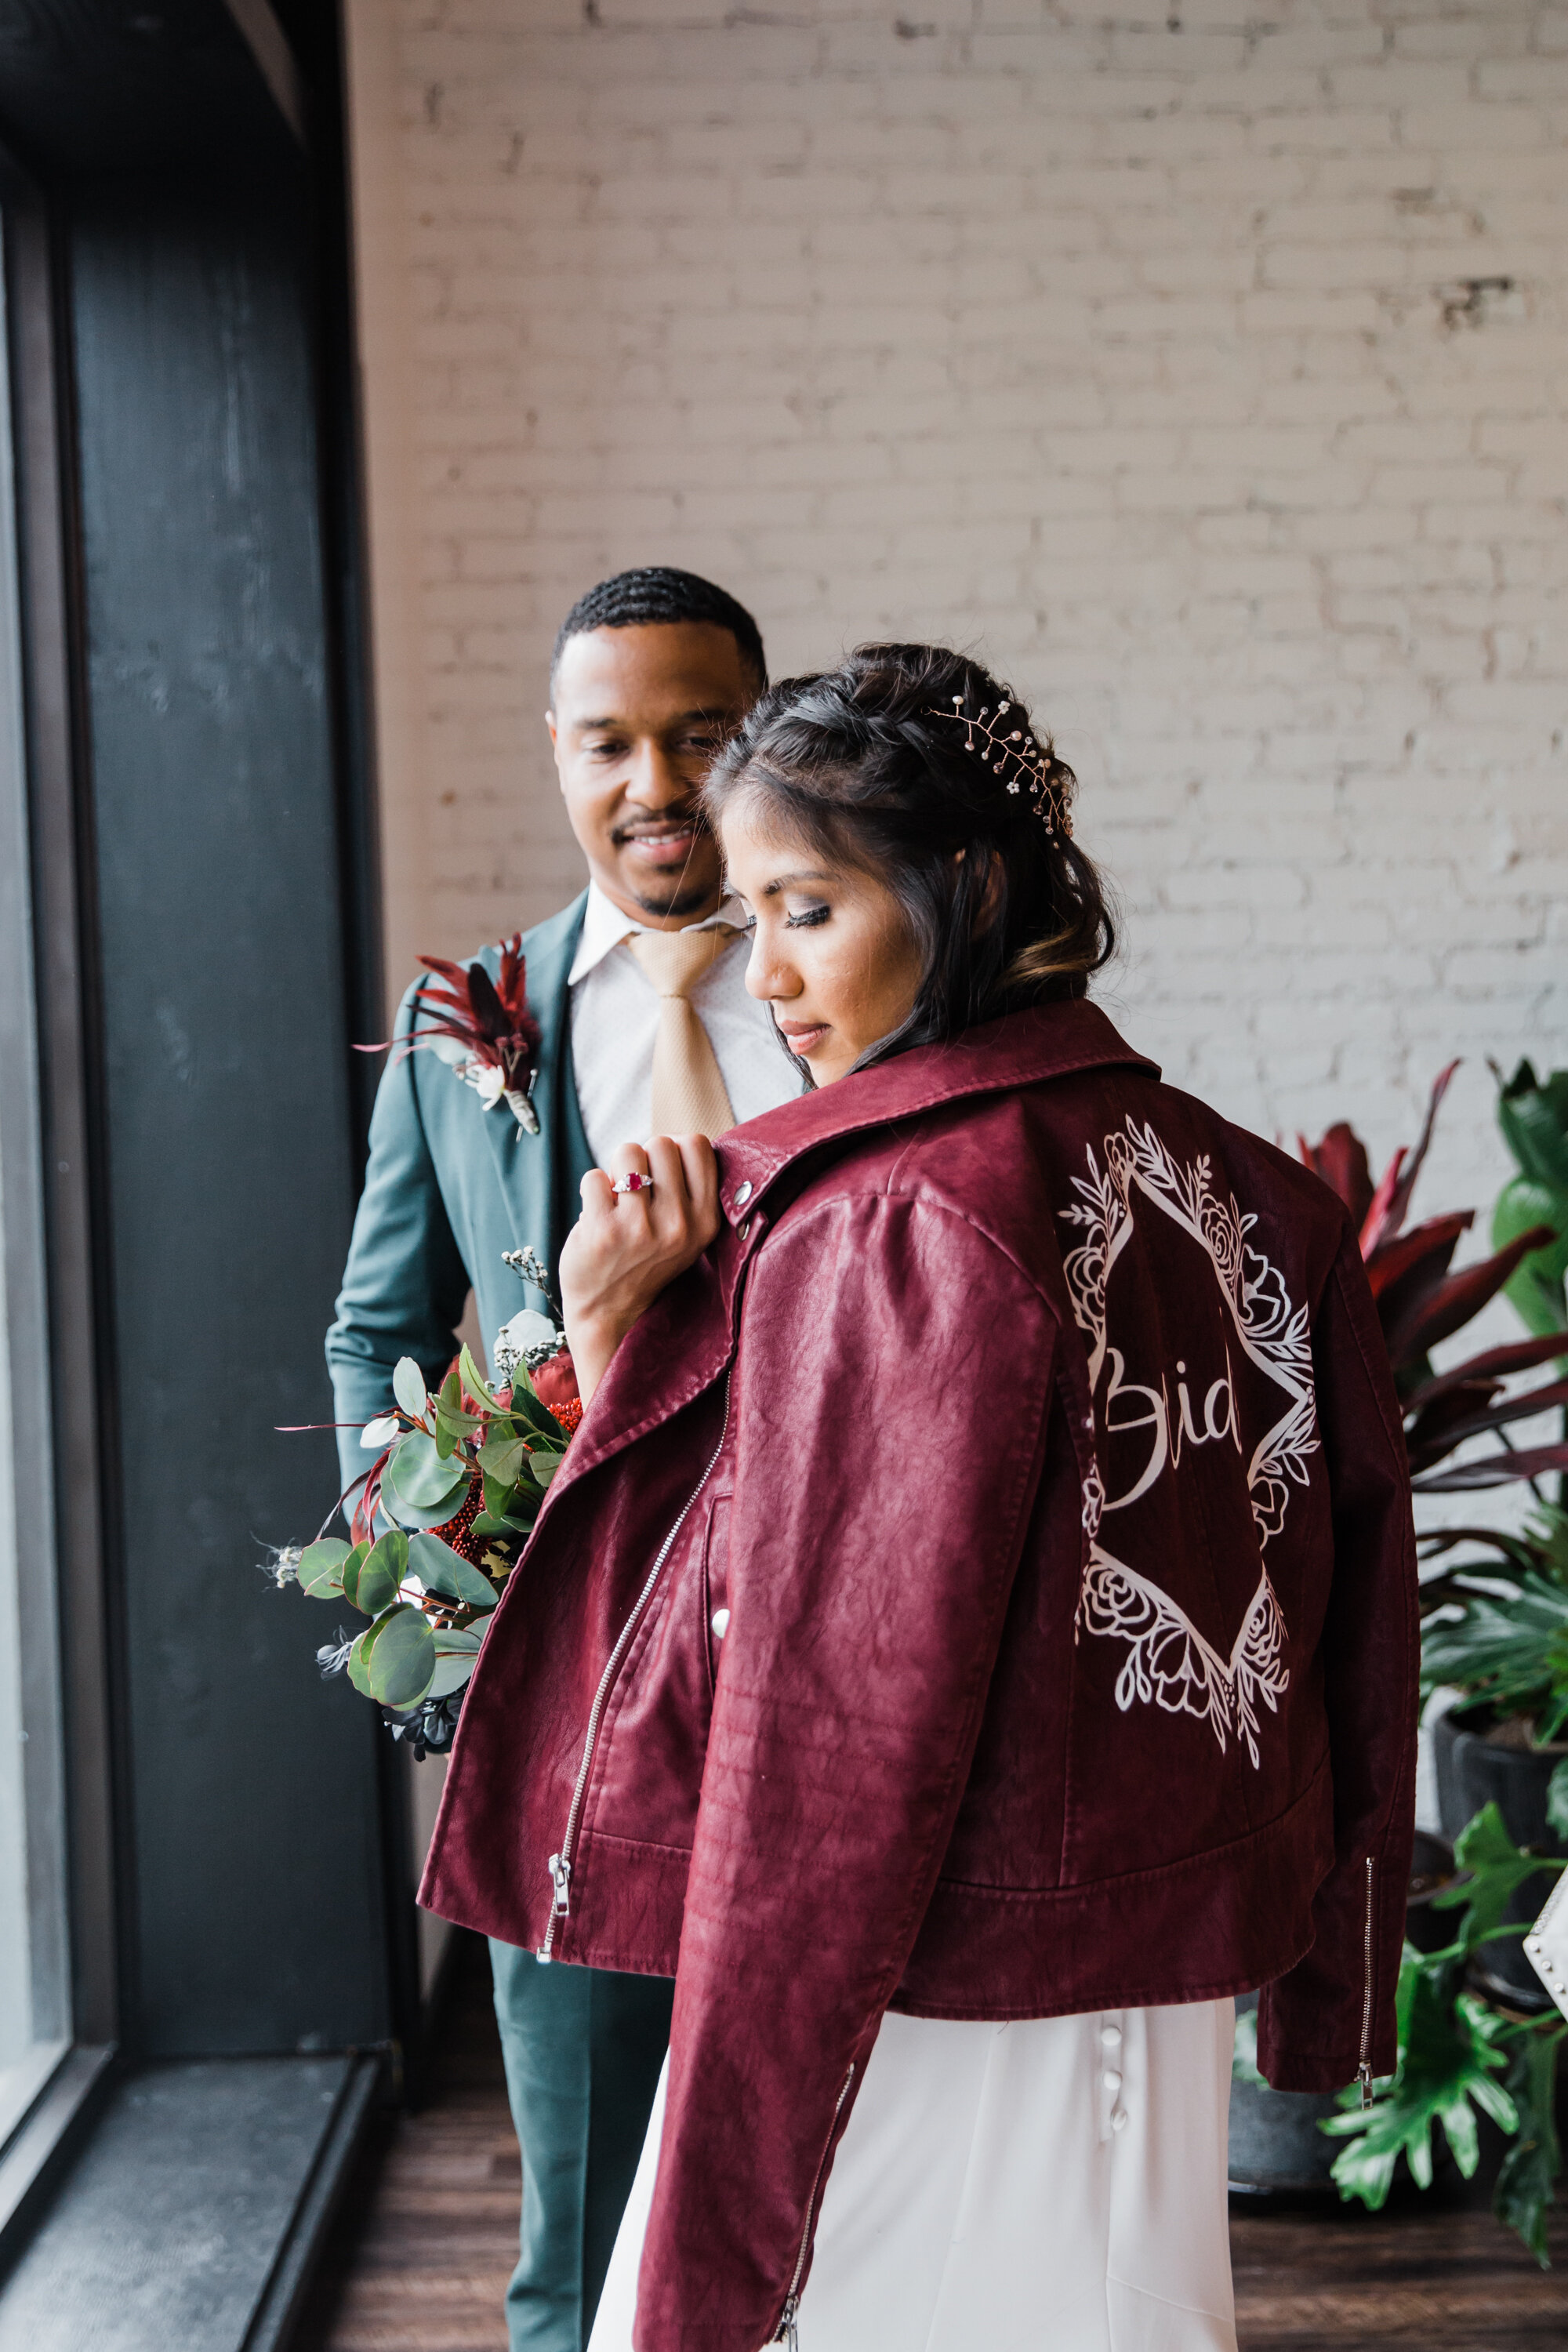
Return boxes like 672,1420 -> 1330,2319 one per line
327,568 -> 801,2350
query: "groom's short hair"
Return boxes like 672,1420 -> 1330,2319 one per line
552,567 -> 767,691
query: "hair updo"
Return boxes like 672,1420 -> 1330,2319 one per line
702,643 -> 1117,1069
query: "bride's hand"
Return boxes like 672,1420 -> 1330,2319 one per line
560,1134 -> 721,1406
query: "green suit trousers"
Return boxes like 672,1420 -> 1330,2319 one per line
489,1940 -> 674,2352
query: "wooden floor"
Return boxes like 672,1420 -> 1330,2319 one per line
296,1934 -> 1568,2352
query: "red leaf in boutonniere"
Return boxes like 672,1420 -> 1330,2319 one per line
358,932 -> 544,1134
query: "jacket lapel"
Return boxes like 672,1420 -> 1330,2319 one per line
475,893 -> 593,1269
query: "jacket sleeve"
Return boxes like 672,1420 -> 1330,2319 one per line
325,979 -> 472,1498
633,1192 -> 1058,2352
1257,1221 -> 1418,2094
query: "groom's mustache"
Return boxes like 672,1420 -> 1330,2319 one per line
610,807 -> 709,846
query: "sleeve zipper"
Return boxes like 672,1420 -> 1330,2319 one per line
536,1375 -> 732,1963
771,2062 -> 857,2352
1357,1853 -> 1376,2110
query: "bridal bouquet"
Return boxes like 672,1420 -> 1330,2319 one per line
271,1250 -> 579,1756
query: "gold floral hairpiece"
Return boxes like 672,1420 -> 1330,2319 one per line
927,693 -> 1073,839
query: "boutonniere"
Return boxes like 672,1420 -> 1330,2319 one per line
362,932 -> 543,1134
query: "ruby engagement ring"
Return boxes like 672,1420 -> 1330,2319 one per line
610,1171 -> 654,1195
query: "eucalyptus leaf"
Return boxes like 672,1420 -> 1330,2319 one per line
347,1625 -> 376,1697
459,1342 -> 498,1410
365,1603 -> 437,1709
354,1552 -> 403,1617
433,1623 -> 484,1656
426,1652 -> 478,1700
387,1429 -> 470,1511
380,1479 -> 474,1533
472,1505 -> 535,1541
530,1449 -> 565,1487
299,1538 -> 352,1599
407,1531 -> 498,1610
393,1357 -> 429,1420
479,1435 -> 527,1486
346,1529 -> 407,1613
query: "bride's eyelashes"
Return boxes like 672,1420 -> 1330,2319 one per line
736,902 -> 831,934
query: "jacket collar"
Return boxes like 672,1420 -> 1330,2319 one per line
713,1000 -> 1158,1228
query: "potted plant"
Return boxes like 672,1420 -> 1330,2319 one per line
1231,1064 -> 1568,2259
1490,1058 -> 1568,1354
1419,1062 -> 1568,2008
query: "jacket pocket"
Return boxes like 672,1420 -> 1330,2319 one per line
702,1491 -> 733,1696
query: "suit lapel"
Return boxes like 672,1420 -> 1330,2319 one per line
475,894 -> 592,1275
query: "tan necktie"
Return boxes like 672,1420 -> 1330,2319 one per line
626,926 -> 739,1139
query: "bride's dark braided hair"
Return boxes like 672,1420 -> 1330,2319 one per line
704,643 -> 1116,1069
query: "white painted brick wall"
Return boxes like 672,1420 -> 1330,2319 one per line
347,0 -> 1566,1250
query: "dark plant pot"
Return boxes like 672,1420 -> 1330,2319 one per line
1434,1706 -> 1567,2012
1227,1831 -> 1457,2194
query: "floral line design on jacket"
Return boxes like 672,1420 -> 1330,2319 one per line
1058,1118 -> 1318,1766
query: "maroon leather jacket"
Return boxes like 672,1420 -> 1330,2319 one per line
423,1003 -> 1417,2352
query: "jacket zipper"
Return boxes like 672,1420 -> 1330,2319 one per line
771,2063 -> 857,2351
536,1377 -> 732,1963
1356,1854 -> 1375,2109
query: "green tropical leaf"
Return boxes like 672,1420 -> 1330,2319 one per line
1494,1059 -> 1568,1346
1494,2027 -> 1566,2267
364,1602 -> 437,1708
407,1530 -> 497,1610
1494,1178 -> 1568,1345
1432,1802 -> 1561,1950
1324,1953 -> 1515,2207
1497,1062 -> 1568,1196
392,1356 -> 429,1420
299,1538 -> 353,1599
1548,1759 -> 1568,1842
387,1429 -> 470,1512
1421,1574 -> 1568,1715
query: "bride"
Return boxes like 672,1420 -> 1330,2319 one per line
423,644 -> 1417,2352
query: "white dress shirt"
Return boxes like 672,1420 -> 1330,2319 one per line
567,881 -> 803,1164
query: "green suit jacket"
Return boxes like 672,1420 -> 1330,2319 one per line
327,895 -> 594,1497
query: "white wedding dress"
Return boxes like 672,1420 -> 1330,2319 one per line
589,1998 -> 1237,2352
